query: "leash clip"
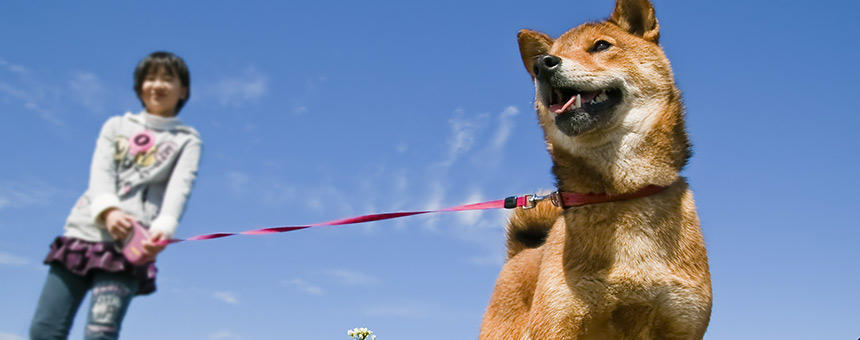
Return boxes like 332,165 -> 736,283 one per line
523,192 -> 559,209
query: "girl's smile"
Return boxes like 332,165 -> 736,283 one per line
140,67 -> 188,117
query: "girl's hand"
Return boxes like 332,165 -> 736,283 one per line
141,231 -> 168,262
104,208 -> 134,240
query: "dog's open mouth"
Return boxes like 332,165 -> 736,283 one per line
540,86 -> 623,136
547,87 -> 622,115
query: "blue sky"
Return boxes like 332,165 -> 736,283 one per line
1,0 -> 859,339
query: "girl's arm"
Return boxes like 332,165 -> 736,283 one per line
89,117 -> 122,224
149,138 -> 203,239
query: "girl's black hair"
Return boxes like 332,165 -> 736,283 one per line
133,51 -> 191,115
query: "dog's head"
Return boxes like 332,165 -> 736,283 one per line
519,0 -> 677,153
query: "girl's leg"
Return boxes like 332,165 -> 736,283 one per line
82,270 -> 139,340
30,263 -> 90,340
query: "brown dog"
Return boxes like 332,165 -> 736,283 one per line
479,0 -> 712,338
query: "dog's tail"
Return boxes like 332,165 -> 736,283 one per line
505,199 -> 562,259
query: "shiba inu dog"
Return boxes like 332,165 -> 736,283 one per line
479,0 -> 712,338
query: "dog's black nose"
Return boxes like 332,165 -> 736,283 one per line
533,55 -> 561,79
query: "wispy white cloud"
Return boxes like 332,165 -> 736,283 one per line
451,208 -> 509,267
209,330 -> 242,340
394,170 -> 409,193
422,179 -> 446,210
0,332 -> 26,340
326,269 -> 379,286
0,67 -> 64,126
289,107 -> 520,239
0,59 -> 119,126
434,106 -> 518,170
212,291 -> 240,305
0,180 -> 60,211
468,105 -> 522,168
67,71 -> 108,114
436,109 -> 481,169
456,190 -> 486,226
491,106 -> 520,151
261,106 -> 520,265
419,180 -> 446,229
283,278 -> 324,295
0,251 -> 30,266
209,67 -> 268,107
0,59 -> 28,74
0,59 -> 26,77
0,81 -> 34,102
449,117 -> 478,157
416,104 -> 503,227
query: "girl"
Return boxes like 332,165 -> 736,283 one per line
29,51 -> 202,340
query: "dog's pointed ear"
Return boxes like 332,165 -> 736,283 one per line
609,0 -> 660,43
517,29 -> 554,79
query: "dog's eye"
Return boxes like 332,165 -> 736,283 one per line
589,40 -> 612,53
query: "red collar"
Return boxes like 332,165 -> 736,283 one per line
519,185 -> 669,209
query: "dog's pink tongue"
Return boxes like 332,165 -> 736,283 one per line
550,95 -> 579,114
550,92 -> 601,114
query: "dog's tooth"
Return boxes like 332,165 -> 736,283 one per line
574,94 -> 582,108
592,91 -> 608,104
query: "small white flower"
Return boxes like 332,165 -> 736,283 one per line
346,327 -> 376,340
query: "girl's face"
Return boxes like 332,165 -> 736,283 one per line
140,67 -> 187,117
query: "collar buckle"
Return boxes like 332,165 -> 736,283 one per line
522,192 -> 560,209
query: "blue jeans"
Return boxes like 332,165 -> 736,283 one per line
30,263 -> 139,340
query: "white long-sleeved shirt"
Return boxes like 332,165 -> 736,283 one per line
63,111 -> 202,241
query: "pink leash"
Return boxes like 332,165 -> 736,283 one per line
164,185 -> 667,245
166,195 -> 535,244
